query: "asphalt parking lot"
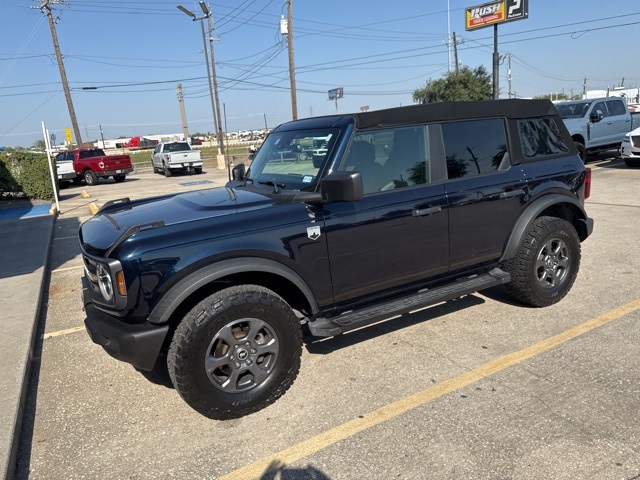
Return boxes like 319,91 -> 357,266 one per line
15,157 -> 640,479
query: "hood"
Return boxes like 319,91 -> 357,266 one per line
80,186 -> 273,255
560,117 -> 584,133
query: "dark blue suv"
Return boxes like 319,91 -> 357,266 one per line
80,99 -> 593,419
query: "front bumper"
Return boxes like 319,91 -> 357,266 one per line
82,278 -> 168,371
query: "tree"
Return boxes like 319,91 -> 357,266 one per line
32,139 -> 46,150
533,93 -> 582,101
413,66 -> 492,104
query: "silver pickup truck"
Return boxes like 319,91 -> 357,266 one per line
556,97 -> 633,162
151,142 -> 203,176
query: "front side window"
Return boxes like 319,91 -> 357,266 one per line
519,117 -> 570,158
246,128 -> 339,191
592,101 -> 609,118
342,126 -> 428,195
442,118 -> 508,179
557,102 -> 590,119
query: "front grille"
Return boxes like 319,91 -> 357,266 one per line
632,135 -> 640,148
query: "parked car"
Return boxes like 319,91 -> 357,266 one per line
54,149 -> 133,186
151,142 -> 202,176
54,155 -> 77,188
80,99 -> 593,420
620,126 -> 640,166
556,97 -> 633,161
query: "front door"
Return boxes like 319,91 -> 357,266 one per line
322,125 -> 449,307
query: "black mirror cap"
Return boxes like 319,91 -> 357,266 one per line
321,171 -> 363,202
232,163 -> 246,181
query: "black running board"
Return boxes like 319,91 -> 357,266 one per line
308,268 -> 510,337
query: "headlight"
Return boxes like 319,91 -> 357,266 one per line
96,263 -> 114,302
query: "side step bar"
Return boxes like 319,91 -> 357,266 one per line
308,268 -> 510,337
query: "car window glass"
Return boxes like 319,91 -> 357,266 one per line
66,153 -> 74,161
519,117 -> 570,158
442,118 -> 507,179
343,126 -> 428,195
592,101 -> 609,117
607,99 -> 627,116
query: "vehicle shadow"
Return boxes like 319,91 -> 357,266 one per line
303,294 -> 485,355
259,461 -> 331,479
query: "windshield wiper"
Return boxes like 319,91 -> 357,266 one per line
258,180 -> 286,194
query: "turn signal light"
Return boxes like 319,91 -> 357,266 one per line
116,271 -> 126,296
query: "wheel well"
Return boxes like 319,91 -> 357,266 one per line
572,134 -> 585,145
159,271 -> 312,352
538,203 -> 589,241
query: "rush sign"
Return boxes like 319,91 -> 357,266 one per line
465,0 -> 528,31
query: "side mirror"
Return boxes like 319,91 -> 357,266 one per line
321,171 -> 363,202
232,163 -> 246,181
590,110 -> 603,123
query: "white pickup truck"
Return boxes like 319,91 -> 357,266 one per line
55,153 -> 78,188
151,142 -> 203,176
556,97 -> 633,162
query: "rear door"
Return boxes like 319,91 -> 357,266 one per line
322,125 -> 450,306
440,118 -> 528,271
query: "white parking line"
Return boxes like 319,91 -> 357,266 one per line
43,326 -> 85,340
51,265 -> 84,273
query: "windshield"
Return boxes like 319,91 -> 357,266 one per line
557,102 -> 591,119
246,128 -> 339,191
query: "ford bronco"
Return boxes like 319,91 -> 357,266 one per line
80,99 -> 593,419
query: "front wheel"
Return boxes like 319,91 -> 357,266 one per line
502,216 -> 581,307
167,285 -> 302,420
624,159 -> 640,168
84,169 -> 98,186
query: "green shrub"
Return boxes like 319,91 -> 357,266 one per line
0,151 -> 57,200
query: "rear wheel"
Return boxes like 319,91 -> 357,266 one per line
113,174 -> 126,183
167,285 -> 302,420
502,216 -> 581,307
194,166 -> 203,174
163,162 -> 172,177
84,169 -> 98,186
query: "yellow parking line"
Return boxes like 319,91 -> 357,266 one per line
43,325 -> 85,340
219,298 -> 640,480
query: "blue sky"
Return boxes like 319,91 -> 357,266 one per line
1,0 -> 639,148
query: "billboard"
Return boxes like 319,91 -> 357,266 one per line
465,0 -> 528,31
328,88 -> 344,100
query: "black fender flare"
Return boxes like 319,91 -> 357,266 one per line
146,257 -> 319,325
500,194 -> 589,262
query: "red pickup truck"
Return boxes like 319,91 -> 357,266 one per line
54,149 -> 133,186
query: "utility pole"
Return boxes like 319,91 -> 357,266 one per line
284,0 -> 298,120
207,15 -> 225,155
452,32 -> 459,74
583,77 -> 587,99
507,52 -> 512,99
177,84 -> 190,141
492,24 -> 499,100
39,0 -> 82,147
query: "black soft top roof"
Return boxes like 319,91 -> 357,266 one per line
354,99 -> 557,129
275,99 -> 558,132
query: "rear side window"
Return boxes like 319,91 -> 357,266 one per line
442,118 -> 507,179
607,99 -> 627,116
519,117 -> 570,158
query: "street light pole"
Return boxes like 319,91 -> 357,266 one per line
207,15 -> 225,155
178,3 -> 218,147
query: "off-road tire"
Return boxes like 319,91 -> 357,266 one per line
113,174 -> 126,183
167,285 -> 302,420
84,169 -> 98,186
502,216 -> 581,307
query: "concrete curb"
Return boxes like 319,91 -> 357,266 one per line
0,214 -> 55,480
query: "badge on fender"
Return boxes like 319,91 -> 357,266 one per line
307,226 -> 321,240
